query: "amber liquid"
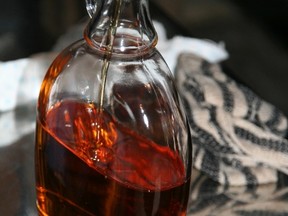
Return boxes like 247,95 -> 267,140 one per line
35,100 -> 190,216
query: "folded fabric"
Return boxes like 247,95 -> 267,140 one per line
175,53 -> 288,186
0,53 -> 56,112
0,53 -> 57,147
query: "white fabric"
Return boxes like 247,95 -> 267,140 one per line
0,53 -> 56,112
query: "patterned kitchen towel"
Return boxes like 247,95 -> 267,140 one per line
175,53 -> 288,186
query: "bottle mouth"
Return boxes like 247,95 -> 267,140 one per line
83,0 -> 158,57
84,25 -> 158,57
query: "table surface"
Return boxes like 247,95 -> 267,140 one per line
2,0 -> 288,215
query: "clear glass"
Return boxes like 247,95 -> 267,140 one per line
35,0 -> 192,215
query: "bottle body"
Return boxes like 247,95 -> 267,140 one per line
35,0 -> 192,214
35,40 -> 192,216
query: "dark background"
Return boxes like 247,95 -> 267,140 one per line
1,0 -> 288,115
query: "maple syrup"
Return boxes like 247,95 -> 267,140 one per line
35,100 -> 190,215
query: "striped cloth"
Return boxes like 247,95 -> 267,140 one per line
175,53 -> 288,186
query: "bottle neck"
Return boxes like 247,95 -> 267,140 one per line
84,0 -> 157,56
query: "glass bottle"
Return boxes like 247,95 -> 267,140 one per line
35,0 -> 192,215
